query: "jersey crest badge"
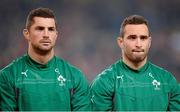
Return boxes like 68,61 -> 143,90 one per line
152,79 -> 160,90
57,75 -> 66,86
55,68 -> 66,86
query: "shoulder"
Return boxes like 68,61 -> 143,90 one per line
1,55 -> 26,73
149,62 -> 177,83
96,60 -> 122,80
90,61 -> 122,94
0,55 -> 27,82
55,56 -> 85,77
55,56 -> 89,88
92,60 -> 121,86
149,62 -> 172,76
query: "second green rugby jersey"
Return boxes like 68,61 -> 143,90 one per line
90,60 -> 180,111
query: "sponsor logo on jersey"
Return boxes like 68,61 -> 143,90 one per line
117,75 -> 124,82
21,70 -> 28,77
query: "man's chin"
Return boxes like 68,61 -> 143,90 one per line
35,47 -> 53,55
39,45 -> 53,50
133,56 -> 146,63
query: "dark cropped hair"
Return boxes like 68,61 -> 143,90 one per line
120,15 -> 150,37
25,7 -> 57,30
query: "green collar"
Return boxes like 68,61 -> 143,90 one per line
121,60 -> 149,73
26,54 -> 56,71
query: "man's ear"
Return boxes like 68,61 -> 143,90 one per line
149,36 -> 152,48
55,30 -> 58,38
117,37 -> 123,49
23,29 -> 29,40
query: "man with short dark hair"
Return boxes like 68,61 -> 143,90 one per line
90,15 -> 180,111
0,7 -> 91,111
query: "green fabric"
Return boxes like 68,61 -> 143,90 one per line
0,54 -> 91,111
90,60 -> 180,111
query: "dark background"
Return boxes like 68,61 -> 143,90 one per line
0,0 -> 180,83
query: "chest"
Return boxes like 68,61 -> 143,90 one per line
15,67 -> 73,110
113,72 -> 170,110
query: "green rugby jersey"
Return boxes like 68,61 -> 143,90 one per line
0,54 -> 91,111
90,60 -> 180,111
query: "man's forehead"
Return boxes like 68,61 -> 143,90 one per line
124,24 -> 149,35
32,17 -> 56,27
124,24 -> 148,29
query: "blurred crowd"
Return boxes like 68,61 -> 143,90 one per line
0,0 -> 180,82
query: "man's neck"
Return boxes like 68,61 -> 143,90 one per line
122,57 -> 147,70
28,49 -> 54,65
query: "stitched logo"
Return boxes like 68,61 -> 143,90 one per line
57,75 -> 66,86
117,75 -> 124,82
152,79 -> 160,90
21,70 -> 28,77
55,68 -> 66,86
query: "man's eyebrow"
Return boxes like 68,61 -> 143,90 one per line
128,34 -> 136,36
34,26 -> 55,29
127,35 -> 137,38
48,26 -> 55,28
35,26 -> 44,29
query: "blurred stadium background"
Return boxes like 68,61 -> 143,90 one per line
0,0 -> 180,82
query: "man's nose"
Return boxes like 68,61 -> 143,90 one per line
43,29 -> 49,38
135,38 -> 142,47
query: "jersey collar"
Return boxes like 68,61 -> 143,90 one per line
26,54 -> 56,71
120,60 -> 149,73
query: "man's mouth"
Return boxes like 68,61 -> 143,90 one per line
40,40 -> 51,44
41,42 -> 51,43
132,49 -> 144,52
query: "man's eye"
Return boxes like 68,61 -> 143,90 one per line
141,36 -> 148,40
131,36 -> 136,39
36,27 -> 44,30
49,28 -> 55,31
128,35 -> 136,39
